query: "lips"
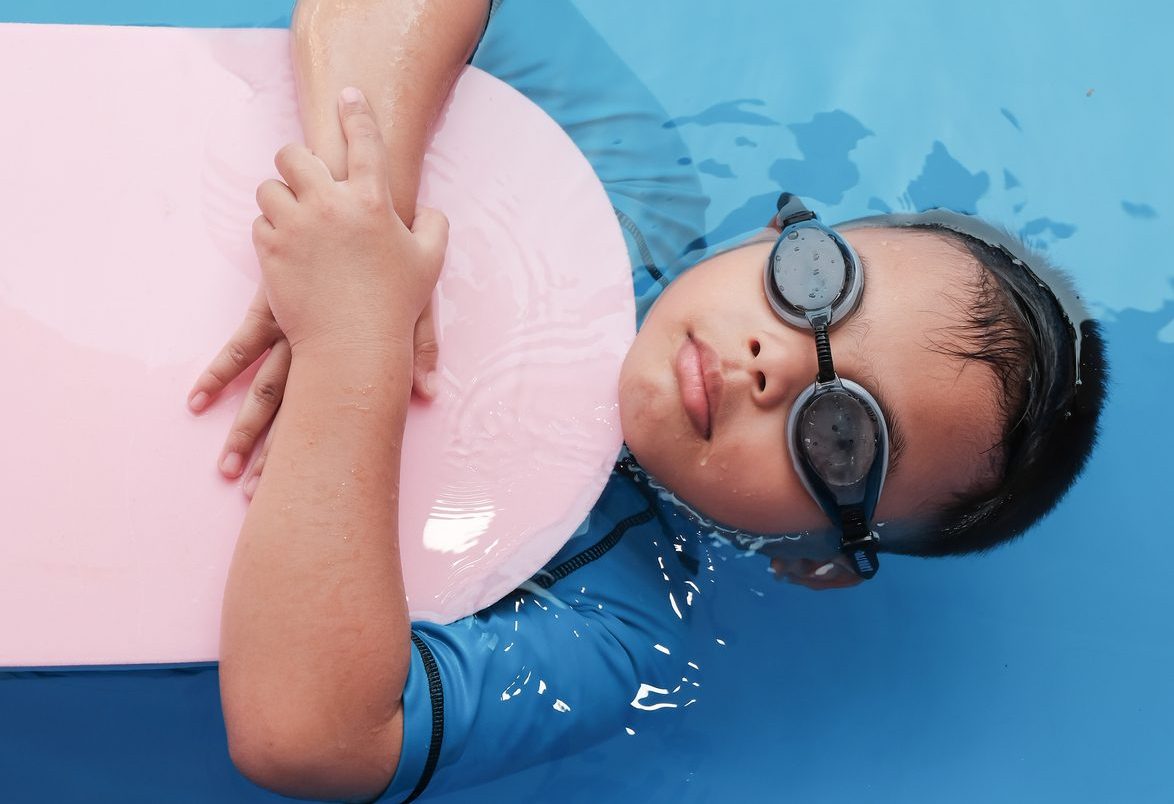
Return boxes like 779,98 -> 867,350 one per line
675,334 -> 723,440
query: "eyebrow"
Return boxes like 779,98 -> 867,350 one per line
847,253 -> 907,480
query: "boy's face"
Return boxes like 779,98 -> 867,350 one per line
619,227 -> 1004,555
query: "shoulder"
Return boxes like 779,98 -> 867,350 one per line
379,468 -> 714,800
473,0 -> 709,319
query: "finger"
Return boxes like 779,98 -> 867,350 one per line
410,206 -> 450,261
188,287 -> 279,412
411,302 -> 439,400
243,420 -> 276,500
274,143 -> 332,198
337,87 -> 387,187
218,338 -> 292,479
255,178 -> 297,225
251,213 -> 274,238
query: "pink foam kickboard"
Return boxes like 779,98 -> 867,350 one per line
0,24 -> 633,667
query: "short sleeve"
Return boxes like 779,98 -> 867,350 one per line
465,0 -> 503,64
376,480 -> 707,801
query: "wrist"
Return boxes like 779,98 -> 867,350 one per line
290,330 -> 414,369
289,319 -> 414,359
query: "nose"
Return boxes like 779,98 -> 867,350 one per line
746,331 -> 814,410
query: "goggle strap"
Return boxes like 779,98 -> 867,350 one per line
775,192 -> 818,229
813,326 -> 836,384
840,506 -> 879,579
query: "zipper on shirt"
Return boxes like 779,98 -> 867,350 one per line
533,505 -> 655,589
614,207 -> 663,285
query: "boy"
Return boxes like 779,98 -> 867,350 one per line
185,0 -> 1106,800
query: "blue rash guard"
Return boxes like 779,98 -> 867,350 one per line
379,1 -> 711,800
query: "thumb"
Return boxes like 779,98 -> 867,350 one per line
411,206 -> 450,263
337,86 -> 386,185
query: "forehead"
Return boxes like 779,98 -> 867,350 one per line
839,227 -> 1004,514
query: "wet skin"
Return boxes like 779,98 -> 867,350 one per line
619,226 -> 1004,558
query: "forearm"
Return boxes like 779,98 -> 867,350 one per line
220,340 -> 414,800
292,0 -> 490,223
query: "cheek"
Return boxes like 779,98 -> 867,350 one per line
644,423 -> 829,535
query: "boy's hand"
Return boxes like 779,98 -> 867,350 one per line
187,287 -> 442,491
253,87 -> 448,357
186,88 -> 446,489
186,287 -> 290,487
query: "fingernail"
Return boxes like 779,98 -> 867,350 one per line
340,86 -> 363,105
813,562 -> 835,577
220,452 -> 243,477
425,372 -> 438,397
244,475 -> 259,499
188,392 -> 209,412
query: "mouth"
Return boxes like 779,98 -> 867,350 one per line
674,333 -> 722,440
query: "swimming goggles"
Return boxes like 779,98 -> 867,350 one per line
766,193 -> 889,580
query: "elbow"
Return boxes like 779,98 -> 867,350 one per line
225,711 -> 401,803
226,731 -> 300,799
225,721 -> 322,801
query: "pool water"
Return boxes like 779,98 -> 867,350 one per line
1,1 -> 1170,802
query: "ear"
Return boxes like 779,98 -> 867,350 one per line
770,555 -> 864,591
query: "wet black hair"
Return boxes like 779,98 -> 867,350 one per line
885,224 -> 1109,557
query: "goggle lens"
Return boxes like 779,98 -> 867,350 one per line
767,194 -> 888,579
770,226 -> 850,314
796,390 -> 881,489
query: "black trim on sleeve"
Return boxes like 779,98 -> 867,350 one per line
403,633 -> 445,803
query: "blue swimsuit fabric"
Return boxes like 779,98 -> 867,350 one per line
380,1 -> 714,799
